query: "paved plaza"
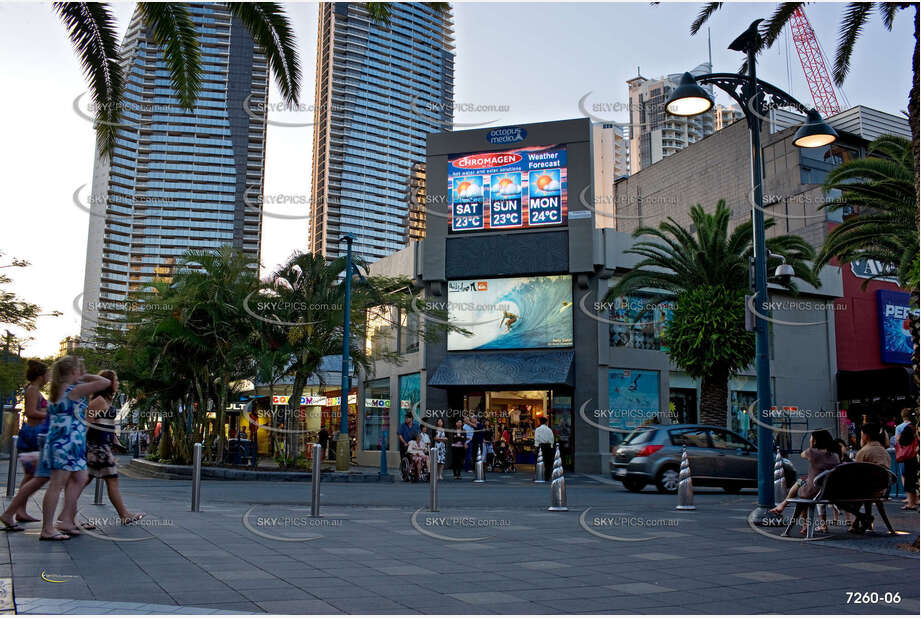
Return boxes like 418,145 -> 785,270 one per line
1,459 -> 918,615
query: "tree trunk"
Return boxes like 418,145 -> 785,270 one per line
910,5 -> 920,401
285,369 -> 309,469
699,374 -> 729,427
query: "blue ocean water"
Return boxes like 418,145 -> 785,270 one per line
476,277 -> 572,349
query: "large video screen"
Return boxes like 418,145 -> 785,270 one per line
448,145 -> 568,232
447,275 -> 573,350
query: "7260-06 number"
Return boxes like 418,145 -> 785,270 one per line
845,592 -> 900,604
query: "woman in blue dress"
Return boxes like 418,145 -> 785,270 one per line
36,356 -> 111,541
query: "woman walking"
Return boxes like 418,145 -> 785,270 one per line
1,361 -> 51,530
896,411 -> 919,511
36,356 -> 110,540
84,370 -> 144,524
450,419 -> 465,480
434,418 -> 447,480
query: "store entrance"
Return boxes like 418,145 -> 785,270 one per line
459,388 -> 574,471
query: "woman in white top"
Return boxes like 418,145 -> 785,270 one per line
406,432 -> 427,481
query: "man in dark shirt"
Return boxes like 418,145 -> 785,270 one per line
318,427 -> 330,461
398,413 -> 420,463
471,416 -> 487,474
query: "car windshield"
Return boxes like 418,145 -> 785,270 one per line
623,428 -> 656,445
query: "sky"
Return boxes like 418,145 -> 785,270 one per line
0,1 -> 914,357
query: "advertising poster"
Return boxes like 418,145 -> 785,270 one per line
447,275 -> 573,350
607,369 -> 660,435
877,290 -> 914,365
448,145 -> 568,232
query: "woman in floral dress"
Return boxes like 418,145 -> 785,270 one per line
36,356 -> 111,541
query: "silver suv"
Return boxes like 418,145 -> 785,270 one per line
610,424 -> 797,493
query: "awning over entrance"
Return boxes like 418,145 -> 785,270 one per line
428,350 -> 574,387
837,367 -> 912,401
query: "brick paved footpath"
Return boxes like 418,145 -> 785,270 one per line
2,459 -> 918,615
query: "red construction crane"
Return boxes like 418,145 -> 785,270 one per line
788,7 -> 841,116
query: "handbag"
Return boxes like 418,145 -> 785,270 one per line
895,435 -> 919,462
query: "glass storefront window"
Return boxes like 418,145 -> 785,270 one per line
399,373 -> 421,420
730,390 -> 757,444
363,379 -> 390,451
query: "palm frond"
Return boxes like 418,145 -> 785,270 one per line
225,2 -> 301,104
690,2 -> 723,35
53,2 -> 124,158
365,2 -> 393,23
137,2 -> 200,109
833,2 -> 873,85
761,2 -> 806,47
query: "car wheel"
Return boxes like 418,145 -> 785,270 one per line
722,483 -> 743,494
622,479 -> 646,493
655,466 -> 680,493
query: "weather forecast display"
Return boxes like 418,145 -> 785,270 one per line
448,145 -> 568,232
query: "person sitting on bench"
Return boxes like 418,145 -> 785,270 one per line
769,430 -> 840,533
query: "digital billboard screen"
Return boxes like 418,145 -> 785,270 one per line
447,275 -> 573,351
448,145 -> 567,232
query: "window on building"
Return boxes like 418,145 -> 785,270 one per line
365,305 -> 420,358
363,378 -> 390,451
609,293 -> 674,351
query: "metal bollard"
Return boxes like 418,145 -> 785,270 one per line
676,447 -> 696,510
473,445 -> 485,483
548,445 -> 567,511
191,442 -> 202,512
773,447 -> 786,505
93,477 -> 105,505
534,446 -> 546,483
311,443 -> 321,517
428,447 -> 438,512
5,435 -> 18,498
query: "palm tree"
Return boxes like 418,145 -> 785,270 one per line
813,134 -> 920,391
688,3 -> 919,200
55,2 -> 450,159
54,1 -> 300,158
604,201 -> 819,425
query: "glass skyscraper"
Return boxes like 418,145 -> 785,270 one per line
80,3 -> 268,340
309,2 -> 454,263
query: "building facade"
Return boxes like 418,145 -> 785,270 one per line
81,3 -> 268,340
613,105 -> 914,429
308,2 -> 455,263
349,118 -> 844,474
714,103 -> 744,131
405,162 -> 427,242
591,122 -> 630,228
627,63 -> 715,174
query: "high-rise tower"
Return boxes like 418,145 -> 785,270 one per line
80,3 -> 268,341
308,2 -> 454,263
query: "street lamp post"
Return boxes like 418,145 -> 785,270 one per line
336,233 -> 355,472
665,20 -> 837,516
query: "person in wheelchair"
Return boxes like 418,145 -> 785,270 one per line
406,432 -> 428,482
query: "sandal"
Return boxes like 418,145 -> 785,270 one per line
900,505 -> 918,511
55,524 -> 81,536
39,532 -> 71,541
2,522 -> 25,532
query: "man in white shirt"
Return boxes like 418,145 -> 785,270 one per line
463,417 -> 475,472
534,416 -> 555,482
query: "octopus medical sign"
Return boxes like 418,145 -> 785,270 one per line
448,145 -> 567,232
